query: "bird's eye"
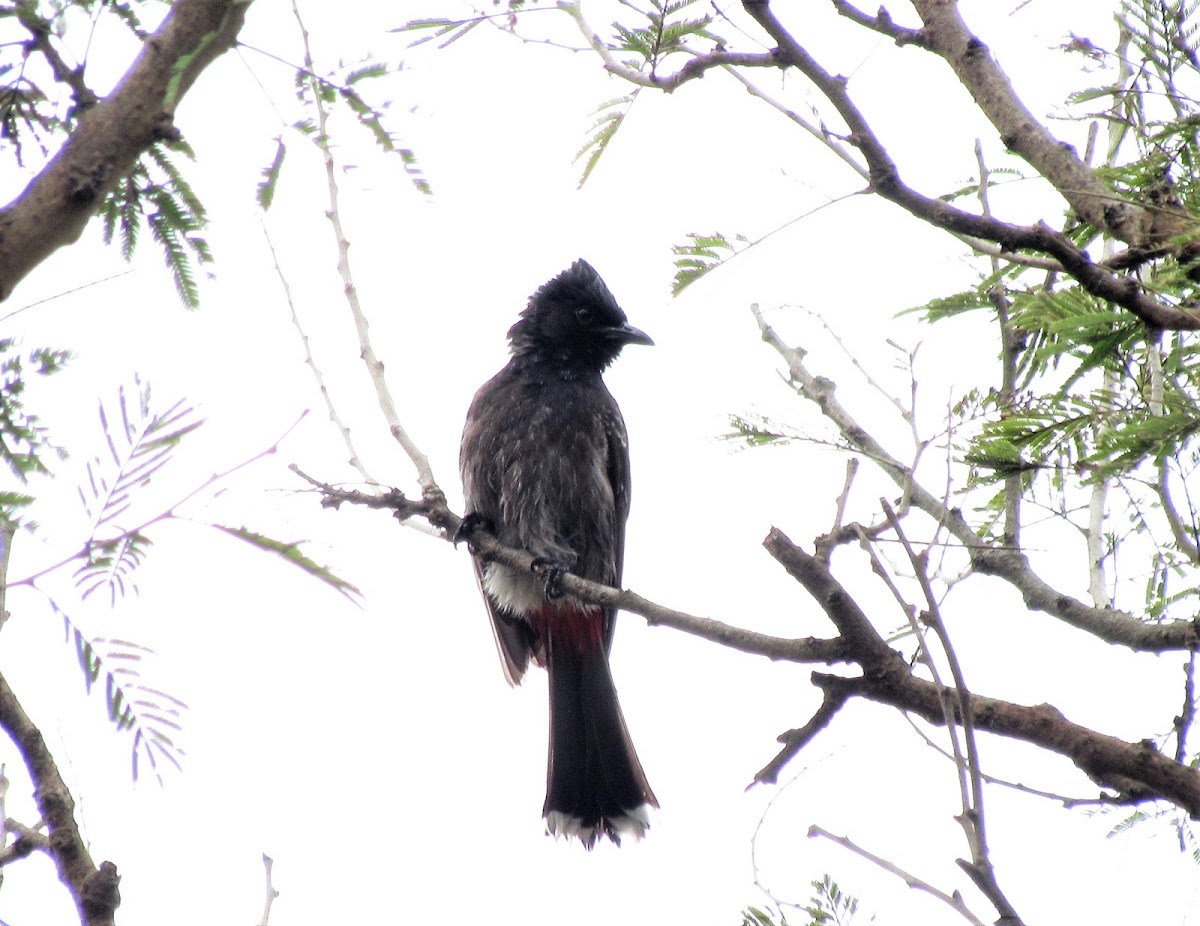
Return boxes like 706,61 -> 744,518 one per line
575,307 -> 594,325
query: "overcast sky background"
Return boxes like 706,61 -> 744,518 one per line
3,1 -> 1199,924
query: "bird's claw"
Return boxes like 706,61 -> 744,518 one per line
454,512 -> 493,552
531,557 -> 570,601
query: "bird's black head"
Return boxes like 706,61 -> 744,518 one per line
508,259 -> 653,375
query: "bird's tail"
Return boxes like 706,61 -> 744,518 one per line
542,608 -> 657,848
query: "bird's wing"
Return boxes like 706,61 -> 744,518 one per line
471,556 -> 534,686
461,367 -> 538,685
603,398 -> 633,653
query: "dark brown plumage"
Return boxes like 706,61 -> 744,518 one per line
459,259 -> 656,847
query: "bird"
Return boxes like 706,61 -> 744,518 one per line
459,258 -> 657,848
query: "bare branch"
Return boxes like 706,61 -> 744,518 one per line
14,6 -> 99,112
830,1 -> 925,47
753,685 -> 849,785
258,854 -> 280,926
301,474 -> 850,664
1157,461 -> 1200,564
292,2 -> 438,493
808,825 -> 988,926
1175,654 -> 1197,768
262,223 -> 376,485
0,816 -> 49,865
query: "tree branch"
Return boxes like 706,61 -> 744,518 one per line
292,1 -> 437,493
0,0 -> 252,302
0,673 -> 116,925
301,473 -> 851,664
15,6 -> 99,113
766,529 -> 1200,816
304,468 -> 1200,817
754,684 -> 848,785
908,0 -> 1165,248
736,1 -> 1200,330
808,825 -> 989,926
752,303 -> 1200,651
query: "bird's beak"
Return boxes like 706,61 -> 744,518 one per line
610,323 -> 654,347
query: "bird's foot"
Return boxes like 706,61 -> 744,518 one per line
531,557 -> 571,601
454,512 -> 494,552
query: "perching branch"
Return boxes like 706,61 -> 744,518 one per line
301,469 -> 850,665
303,469 -> 1200,819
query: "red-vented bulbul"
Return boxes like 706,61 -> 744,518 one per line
459,258 -> 656,848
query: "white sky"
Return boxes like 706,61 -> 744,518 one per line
3,2 -> 1200,925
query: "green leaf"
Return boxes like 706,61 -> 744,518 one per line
258,136 -> 287,211
393,17 -> 484,49
0,339 -> 70,482
98,140 -> 211,308
575,93 -> 638,188
671,231 -> 749,294
211,525 -> 362,601
57,602 -> 187,784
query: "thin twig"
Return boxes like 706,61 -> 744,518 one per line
753,686 -> 849,785
292,1 -> 438,493
881,502 -> 1023,924
1175,653 -> 1196,768
1158,460 -> 1200,563
261,221 -> 376,485
808,825 -> 987,926
258,853 -> 280,926
815,459 -> 859,565
752,302 -> 1200,651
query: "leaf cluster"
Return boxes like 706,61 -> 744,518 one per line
61,609 -> 186,784
73,378 -> 202,604
99,139 -> 212,309
257,57 -> 432,211
611,0 -> 721,74
0,338 -> 70,492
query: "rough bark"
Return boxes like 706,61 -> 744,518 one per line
0,0 -> 253,302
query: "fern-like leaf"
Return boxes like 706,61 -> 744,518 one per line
58,603 -> 187,783
575,93 -> 638,188
0,339 -> 70,482
671,231 -> 749,294
394,16 -> 484,49
74,380 -> 202,601
258,136 -> 287,211
211,525 -> 362,601
98,140 -> 211,308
